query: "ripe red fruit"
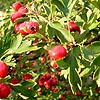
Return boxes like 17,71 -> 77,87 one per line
44,80 -> 51,89
45,72 -> 51,80
0,62 -> 8,78
18,22 -> 28,35
18,7 -> 28,14
66,21 -> 80,33
33,69 -> 37,73
40,56 -> 45,64
12,2 -> 22,11
51,88 -> 58,92
51,77 -> 57,86
39,75 -> 46,86
66,91 -> 72,95
60,96 -> 65,100
11,12 -> 22,23
11,77 -> 20,84
23,73 -> 33,81
75,91 -> 82,96
14,23 -> 22,33
0,83 -> 10,99
48,45 -> 67,60
10,77 -> 20,89
26,21 -> 39,34
95,88 -> 100,93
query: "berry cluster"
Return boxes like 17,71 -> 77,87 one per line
39,72 -> 57,90
0,62 -> 10,99
11,2 -> 39,35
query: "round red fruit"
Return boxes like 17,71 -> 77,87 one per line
60,96 -> 65,100
18,22 -> 28,35
11,77 -> 20,84
12,2 -> 22,11
49,45 -> 67,60
45,72 -> 51,80
75,91 -> 82,96
0,62 -> 8,78
40,56 -> 45,64
51,77 -> 57,86
39,75 -> 46,86
18,7 -> 28,14
11,12 -> 22,23
0,83 -> 10,99
14,23 -> 22,33
26,21 -> 39,34
66,21 -> 80,33
10,77 -> 20,89
44,80 -> 51,89
23,73 -> 33,81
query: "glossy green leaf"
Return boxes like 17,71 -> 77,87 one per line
88,41 -> 100,54
93,55 -> 100,66
48,22 -> 74,42
52,0 -> 69,16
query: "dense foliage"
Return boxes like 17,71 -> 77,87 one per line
0,0 -> 100,100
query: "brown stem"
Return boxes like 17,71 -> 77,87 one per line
83,34 -> 100,45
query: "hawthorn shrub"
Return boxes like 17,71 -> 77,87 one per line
0,0 -> 100,100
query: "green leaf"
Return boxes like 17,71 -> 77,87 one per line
69,68 -> 82,93
44,4 -> 50,16
67,52 -> 82,93
48,22 -> 74,42
14,17 -> 30,24
88,41 -> 100,54
93,67 -> 100,87
52,0 -> 69,16
14,85 -> 36,99
88,22 -> 100,30
81,47 -> 94,61
47,25 -> 54,40
14,40 -> 41,54
8,34 -> 22,53
80,68 -> 91,77
93,55 -> 100,66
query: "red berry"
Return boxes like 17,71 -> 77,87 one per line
14,23 -> 22,33
11,77 -> 20,84
10,12 -> 22,23
95,88 -> 100,93
10,77 -> 20,89
44,80 -> 51,89
39,75 -> 46,86
75,91 -> 82,96
66,21 -> 80,33
40,56 -> 45,64
32,61 -> 38,67
18,22 -> 28,35
33,69 -> 37,73
12,2 -> 22,11
51,77 -> 57,86
0,62 -> 8,78
66,91 -> 72,95
60,96 -> 65,100
49,45 -> 67,60
45,72 -> 51,80
18,7 -> 28,14
23,73 -> 33,81
51,88 -> 58,92
26,21 -> 39,34
0,83 -> 10,99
